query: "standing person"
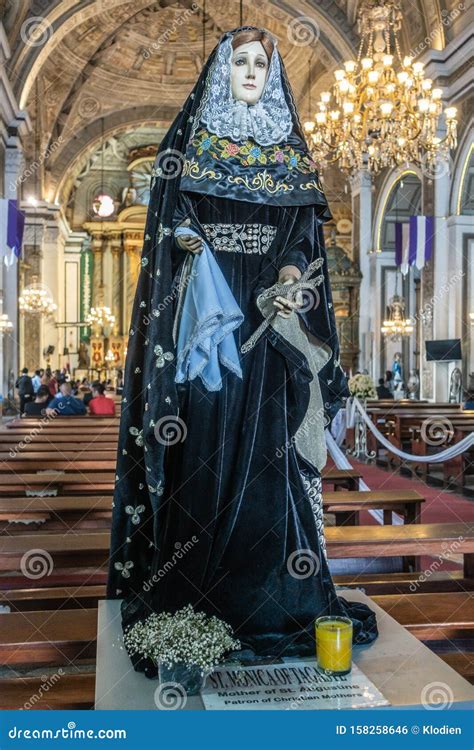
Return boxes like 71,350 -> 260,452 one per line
23,385 -> 52,416
31,369 -> 42,393
45,382 -> 87,416
107,26 -> 378,676
376,377 -> 394,399
15,368 -> 34,414
49,369 -> 60,395
88,383 -> 116,415
384,369 -> 395,395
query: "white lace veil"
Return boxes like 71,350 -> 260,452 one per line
195,34 -> 293,146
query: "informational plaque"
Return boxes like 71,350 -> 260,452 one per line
200,659 -> 390,710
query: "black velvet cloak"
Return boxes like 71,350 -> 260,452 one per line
107,26 -> 378,676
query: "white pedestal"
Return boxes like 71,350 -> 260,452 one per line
95,589 -> 474,710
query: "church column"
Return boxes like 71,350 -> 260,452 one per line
110,232 -> 123,335
20,216 -> 44,370
91,232 -> 104,306
123,231 -> 142,334
2,146 -> 23,403
429,155 -> 451,400
350,169 -> 373,376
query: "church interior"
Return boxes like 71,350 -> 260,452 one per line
0,0 -> 473,718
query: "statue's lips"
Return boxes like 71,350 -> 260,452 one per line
242,83 -> 256,89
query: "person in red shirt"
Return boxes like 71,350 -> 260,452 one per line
88,383 -> 116,415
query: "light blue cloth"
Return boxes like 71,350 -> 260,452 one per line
174,226 -> 244,391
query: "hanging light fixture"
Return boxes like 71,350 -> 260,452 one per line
0,314 -> 13,333
304,0 -> 457,176
86,306 -> 115,332
92,117 -> 115,218
381,294 -> 414,339
19,276 -> 57,316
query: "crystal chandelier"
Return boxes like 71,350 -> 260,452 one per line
86,306 -> 115,331
19,276 -> 57,316
0,314 -> 13,333
381,294 -> 414,339
304,0 -> 458,176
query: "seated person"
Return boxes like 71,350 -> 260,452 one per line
463,390 -> 474,410
23,385 -> 52,417
83,380 -> 100,408
45,381 -> 87,416
88,382 -> 116,415
376,377 -> 394,399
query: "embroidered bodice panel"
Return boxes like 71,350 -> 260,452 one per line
201,223 -> 277,255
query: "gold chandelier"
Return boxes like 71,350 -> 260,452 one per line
0,314 -> 13,333
19,276 -> 57,316
304,0 -> 458,176
381,294 -> 413,339
86,306 -> 115,331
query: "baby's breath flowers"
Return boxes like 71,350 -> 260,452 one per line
123,604 -> 241,674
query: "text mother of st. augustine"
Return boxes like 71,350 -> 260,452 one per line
107,26 -> 378,677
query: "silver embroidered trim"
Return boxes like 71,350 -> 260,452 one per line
301,472 -> 327,559
201,223 -> 277,255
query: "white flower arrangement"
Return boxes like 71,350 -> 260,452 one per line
123,604 -> 241,674
348,373 -> 377,399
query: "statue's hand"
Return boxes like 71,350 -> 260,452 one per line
175,218 -> 203,254
273,278 -> 304,318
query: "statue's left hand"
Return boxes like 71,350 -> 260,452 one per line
273,278 -> 303,318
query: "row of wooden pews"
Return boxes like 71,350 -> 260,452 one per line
349,399 -> 474,494
0,409 -> 473,709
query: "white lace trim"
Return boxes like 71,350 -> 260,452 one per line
198,36 -> 293,146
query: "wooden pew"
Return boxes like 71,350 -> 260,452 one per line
0,608 -> 97,666
326,521 -> 474,576
0,472 -> 116,496
2,593 -> 472,670
374,591 -> 474,641
323,489 -> 424,526
1,522 -> 472,576
0,490 -> 423,531
0,673 -> 96,709
0,460 -> 116,473
0,442 -> 118,453
322,468 -> 361,491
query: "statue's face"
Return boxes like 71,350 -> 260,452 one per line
231,41 -> 269,105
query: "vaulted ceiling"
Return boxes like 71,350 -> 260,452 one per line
1,0 -> 466,203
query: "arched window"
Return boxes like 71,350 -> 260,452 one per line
381,173 -> 422,252
459,146 -> 474,214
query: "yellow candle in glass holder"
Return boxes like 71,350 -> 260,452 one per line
315,616 -> 353,675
